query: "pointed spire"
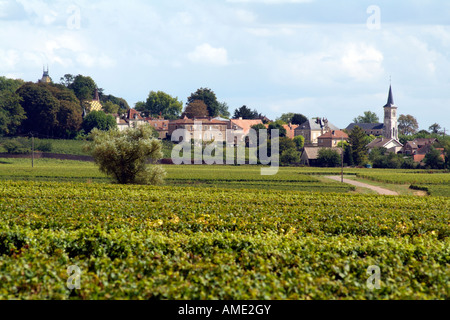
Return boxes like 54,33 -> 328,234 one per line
384,85 -> 395,108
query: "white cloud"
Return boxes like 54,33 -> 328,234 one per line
188,43 -> 230,66
270,42 -> 384,87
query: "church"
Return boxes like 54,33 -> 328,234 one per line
38,66 -> 52,84
346,86 -> 403,154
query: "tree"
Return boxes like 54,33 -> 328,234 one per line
281,148 -> 301,166
139,91 -> 183,120
217,102 -> 231,118
291,114 -> 308,125
398,114 -> 419,136
0,77 -> 26,136
103,101 -> 120,115
353,111 -> 380,124
317,148 -> 341,167
187,88 -> 219,117
69,75 -> 97,102
0,77 -> 24,92
57,100 -> 83,138
349,125 -> 369,166
182,100 -> 209,119
0,90 -> 26,136
277,113 -> 308,125
84,126 -> 165,185
424,146 -> 445,169
293,135 -> 305,150
429,123 -> 442,135
82,111 -> 117,134
233,105 -> 260,120
60,74 -> 75,87
344,144 -> 354,166
277,113 -> 294,124
101,95 -> 130,114
268,121 -> 287,138
17,83 -> 60,136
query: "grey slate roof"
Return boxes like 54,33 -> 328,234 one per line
346,123 -> 384,131
297,118 -> 340,131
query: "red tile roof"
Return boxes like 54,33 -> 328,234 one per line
317,130 -> 349,139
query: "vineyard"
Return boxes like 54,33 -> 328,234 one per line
355,171 -> 450,197
0,178 -> 448,299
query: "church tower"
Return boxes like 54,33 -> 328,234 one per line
383,85 -> 398,140
38,66 -> 52,84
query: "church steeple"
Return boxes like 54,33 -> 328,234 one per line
386,85 -> 394,107
383,85 -> 399,140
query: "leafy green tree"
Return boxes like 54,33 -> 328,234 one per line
429,123 -> 442,135
349,125 -> 369,166
293,135 -> 305,150
0,77 -> 24,92
281,148 -> 301,165
69,75 -> 97,102
42,83 -> 80,104
353,111 -> 380,124
217,102 -> 231,118
0,77 -> 26,136
268,121 -> 287,138
84,126 -> 165,185
182,100 -> 209,119
139,91 -> 183,119
291,114 -> 308,125
277,113 -> 308,125
442,139 -> 450,169
57,100 -> 83,138
279,136 -> 296,153
424,146 -> 445,169
187,88 -> 219,117
317,148 -> 341,167
0,91 -> 26,136
101,94 -> 130,114
82,111 -> 117,134
103,101 -> 120,114
233,105 -> 260,120
17,83 -> 60,136
60,74 -> 75,88
398,114 -> 419,136
344,144 -> 354,166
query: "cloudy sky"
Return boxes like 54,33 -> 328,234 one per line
1,0 -> 449,131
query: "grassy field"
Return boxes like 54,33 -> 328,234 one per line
0,158 -> 448,299
0,138 -> 176,159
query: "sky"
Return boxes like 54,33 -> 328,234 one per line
1,0 -> 449,132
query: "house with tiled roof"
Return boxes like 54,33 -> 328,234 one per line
367,138 -> 404,154
147,118 -> 170,139
283,124 -> 299,139
295,118 -> 340,146
228,118 -> 263,145
413,144 -> 445,163
168,117 -> 229,142
115,109 -> 149,132
317,130 -> 349,148
402,138 -> 438,155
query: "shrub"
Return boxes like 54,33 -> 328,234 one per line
317,148 -> 341,167
84,126 -> 165,185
